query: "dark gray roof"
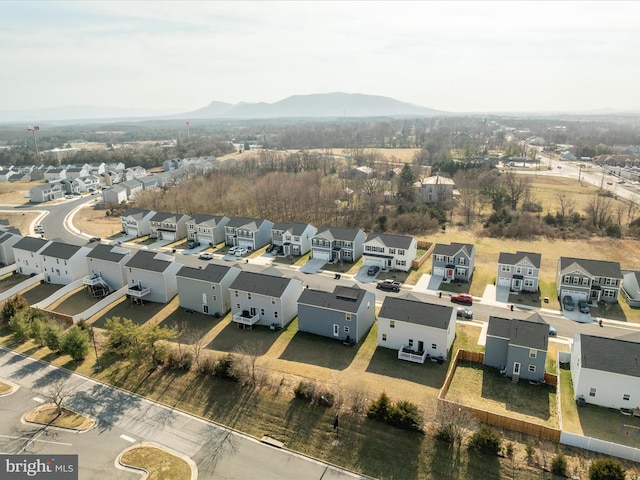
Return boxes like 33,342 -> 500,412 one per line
122,208 -> 152,220
86,244 -> 130,262
433,242 -> 474,257
315,226 -> 363,242
188,214 -> 226,226
272,222 -> 312,236
0,232 -> 19,245
229,271 -> 294,297
150,212 -> 189,223
579,334 -> 640,378
40,241 -> 85,260
177,264 -> 234,283
379,297 -> 453,329
226,217 -> 268,229
122,179 -> 142,188
487,314 -> 548,350
124,250 -> 174,273
13,236 -> 49,252
559,257 -> 622,279
498,251 -> 541,269
365,232 -> 414,249
298,285 -> 368,313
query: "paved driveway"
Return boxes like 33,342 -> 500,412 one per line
299,258 -> 327,274
0,348 -> 366,480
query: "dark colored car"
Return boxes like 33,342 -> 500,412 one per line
548,325 -> 558,336
451,293 -> 473,305
376,280 -> 401,292
88,237 -> 100,243
562,295 -> 575,311
456,307 -> 473,319
367,265 -> 381,276
187,241 -> 201,249
578,300 -> 590,314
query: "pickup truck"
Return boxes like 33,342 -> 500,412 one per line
376,280 -> 401,292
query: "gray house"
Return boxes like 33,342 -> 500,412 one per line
0,232 -> 22,266
229,269 -> 303,329
556,257 -> 622,305
311,226 -> 366,263
432,242 -> 475,283
483,313 -> 549,382
497,251 -> 542,293
29,182 -> 65,203
149,212 -> 190,241
297,285 -> 375,344
124,250 -> 182,304
13,237 -> 50,276
622,270 -> 640,308
186,214 -> 230,247
224,217 -> 274,251
271,222 -> 317,256
176,264 -> 242,316
120,208 -> 156,238
84,244 -> 132,297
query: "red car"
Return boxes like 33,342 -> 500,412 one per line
451,293 -> 473,306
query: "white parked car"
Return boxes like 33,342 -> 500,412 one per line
235,248 -> 248,257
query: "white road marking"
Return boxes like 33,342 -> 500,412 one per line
120,434 -> 136,443
0,434 -> 72,446
32,396 -> 44,403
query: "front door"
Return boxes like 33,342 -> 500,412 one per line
418,341 -> 424,353
513,362 -> 521,375
250,307 -> 256,317
513,279 -> 521,290
333,324 -> 339,337
447,269 -> 454,279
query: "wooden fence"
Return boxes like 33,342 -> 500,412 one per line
412,241 -> 434,269
439,348 -> 562,442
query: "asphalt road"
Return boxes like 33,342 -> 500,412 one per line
0,347 -> 365,480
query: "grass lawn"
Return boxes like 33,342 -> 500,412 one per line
48,287 -> 97,315
72,205 -> 122,239
121,446 -> 192,480
446,363 -> 558,427
0,273 -> 33,294
25,405 -> 93,430
20,283 -> 63,305
545,341 -> 570,375
88,296 -> 173,328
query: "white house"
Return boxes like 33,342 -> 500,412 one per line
377,295 -> 456,363
229,269 -> 303,329
13,237 -> 51,276
571,333 -> 640,409
270,222 -> 317,256
0,232 -> 22,266
362,232 -> 417,272
149,212 -> 190,241
102,185 -> 128,204
120,208 -> 156,237
29,182 -> 65,203
186,214 -> 230,247
40,241 -> 92,285
124,250 -> 182,304
84,243 -> 132,295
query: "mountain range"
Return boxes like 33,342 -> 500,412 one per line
0,93 -> 446,124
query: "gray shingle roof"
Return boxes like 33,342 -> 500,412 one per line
365,232 -> 414,249
298,285 -> 368,313
176,264 -> 234,283
433,242 -> 474,257
124,250 -> 174,273
272,222 -> 312,236
0,232 -> 19,245
315,226 -> 362,242
13,236 -> 49,252
379,296 -> 453,329
150,212 -> 189,223
487,314 -> 548,350
40,241 -> 85,260
559,257 -> 622,279
122,208 -> 151,220
498,251 -> 541,269
579,334 -> 640,378
188,214 -> 226,226
229,271 -> 293,297
226,217 -> 265,228
86,244 -> 130,262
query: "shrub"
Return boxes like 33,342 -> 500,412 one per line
366,391 -> 392,422
30,318 -> 46,347
467,427 -> 502,456
214,353 -> 235,380
294,381 -> 316,402
588,458 -> 626,480
1,294 -> 28,324
43,322 -> 64,353
9,311 -> 30,342
317,391 -> 335,407
551,452 -> 567,476
525,442 -> 536,463
387,400 -> 422,432
198,356 -> 216,376
166,350 -> 193,371
61,326 -> 90,361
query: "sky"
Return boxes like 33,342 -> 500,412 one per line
1,1 -> 639,114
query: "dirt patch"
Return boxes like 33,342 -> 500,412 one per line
25,404 -> 95,430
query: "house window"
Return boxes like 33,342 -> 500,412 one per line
274,311 -> 278,318
431,343 -> 437,349
527,268 -> 533,275
346,313 -> 351,321
272,298 -> 276,304
382,334 -> 387,341
524,279 -> 534,288
582,278 -> 589,286
528,365 -> 536,373
235,290 -> 238,297
603,290 -> 616,298
589,388 -> 597,397
623,394 -> 630,401
563,275 -> 570,283
202,293 -> 207,303
388,248 -> 395,255
501,265 -> 510,272
456,268 -> 466,277
408,339 -> 413,348
236,304 -> 240,309
397,260 -> 406,267
390,320 -> 395,328
397,249 -> 404,255
458,257 -> 466,265
344,326 -> 350,334
260,308 -> 265,315
248,293 -> 252,300
212,295 -> 217,301
573,277 -> 579,284
529,349 -> 537,358
515,267 -> 522,274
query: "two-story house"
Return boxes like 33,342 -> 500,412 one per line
311,226 -> 366,263
0,232 -> 22,266
176,264 -> 242,317
124,250 -> 182,304
270,222 -> 317,256
497,251 -> 542,293
414,175 -> 455,204
43,167 -> 67,182
362,232 -> 417,272
483,313 -> 549,382
229,269 -> 303,329
40,241 -> 92,285
377,295 -> 456,364
186,214 -> 230,247
225,217 -> 274,251
120,208 -> 156,238
432,242 -> 475,282
13,237 -> 51,276
556,257 -> 622,304
102,185 -> 128,205
297,285 -> 375,344
149,212 -> 190,241
29,182 -> 65,203
83,244 -> 132,297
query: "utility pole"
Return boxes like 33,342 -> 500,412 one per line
89,326 -> 102,371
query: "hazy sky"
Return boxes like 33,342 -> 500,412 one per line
2,1 -> 639,113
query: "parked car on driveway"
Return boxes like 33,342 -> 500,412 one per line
376,280 -> 401,292
548,325 -> 558,336
187,241 -> 201,249
198,252 -> 214,260
562,295 -> 575,311
235,248 -> 248,257
456,307 -> 473,319
367,265 -> 380,276
451,293 -> 473,306
578,300 -> 590,314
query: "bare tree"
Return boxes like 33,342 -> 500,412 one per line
232,341 -> 267,388
43,378 -> 78,416
434,401 -> 478,448
503,170 -> 532,211
555,193 -> 575,225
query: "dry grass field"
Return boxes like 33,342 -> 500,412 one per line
217,147 -> 421,164
73,204 -> 123,239
0,182 -> 33,206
